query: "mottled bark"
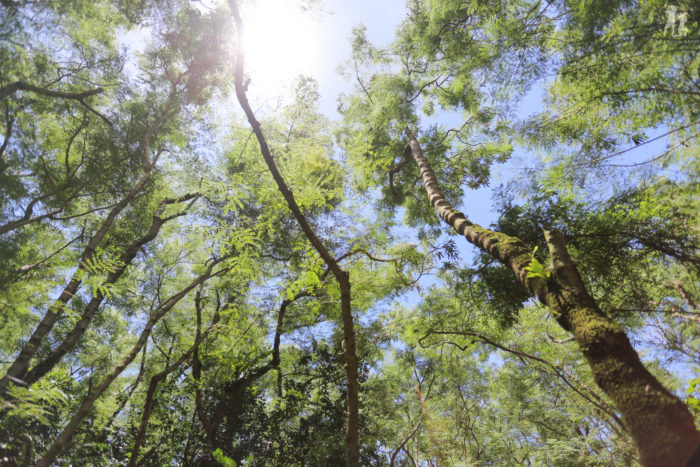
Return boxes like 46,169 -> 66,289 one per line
1,78 -> 182,395
406,130 -> 700,466
229,2 -> 360,464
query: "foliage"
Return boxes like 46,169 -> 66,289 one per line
1,0 -> 699,465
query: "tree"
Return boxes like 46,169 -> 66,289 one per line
229,1 -> 360,462
1,0 -> 699,465
339,0 -> 700,464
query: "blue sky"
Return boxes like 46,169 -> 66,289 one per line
313,0 -> 407,118
243,0 -> 406,117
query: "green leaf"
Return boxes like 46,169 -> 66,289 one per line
524,247 -> 550,279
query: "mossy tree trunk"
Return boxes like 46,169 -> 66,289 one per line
406,130 -> 700,467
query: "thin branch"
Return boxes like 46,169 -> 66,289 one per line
390,419 -> 421,467
418,329 -> 626,432
16,227 -> 85,275
604,132 -> 698,168
128,296 -> 222,467
0,106 -> 14,158
667,282 -> 700,311
78,99 -> 113,127
353,55 -> 373,105
576,120 -> 699,167
335,247 -> 403,265
102,342 -> 149,434
36,258 -> 228,467
601,87 -> 700,98
229,2 -> 360,463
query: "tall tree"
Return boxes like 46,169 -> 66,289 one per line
2,0 -> 698,465
228,2 -> 360,463
339,0 -> 700,464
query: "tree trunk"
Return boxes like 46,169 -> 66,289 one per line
128,292 -> 221,467
406,130 -> 700,466
0,171 -> 154,395
24,194 -> 198,386
340,276 -> 360,466
128,340 -> 207,467
36,261 -> 223,467
2,76 -> 181,395
229,2 -> 360,464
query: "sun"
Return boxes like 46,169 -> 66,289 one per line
239,0 -> 321,96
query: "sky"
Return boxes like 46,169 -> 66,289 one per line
123,0 -> 682,225
118,0 -> 500,272
243,0 -> 406,118
235,0 -> 698,385
207,0 -> 677,227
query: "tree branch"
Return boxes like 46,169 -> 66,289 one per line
0,81 -> 103,101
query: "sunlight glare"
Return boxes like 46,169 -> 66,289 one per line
240,0 -> 321,97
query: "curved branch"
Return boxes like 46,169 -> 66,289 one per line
128,296 -> 221,467
24,194 -> 200,385
576,120 -> 699,167
0,106 -> 13,158
418,329 -> 625,432
404,130 -> 700,464
0,80 -> 184,394
390,419 -> 421,467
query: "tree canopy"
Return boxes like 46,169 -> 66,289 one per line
1,0 -> 698,466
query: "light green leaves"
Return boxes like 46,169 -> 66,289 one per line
2,380 -> 69,426
686,375 -> 700,412
73,251 -> 123,299
82,253 -> 121,276
524,246 -> 550,280
212,449 -> 239,467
